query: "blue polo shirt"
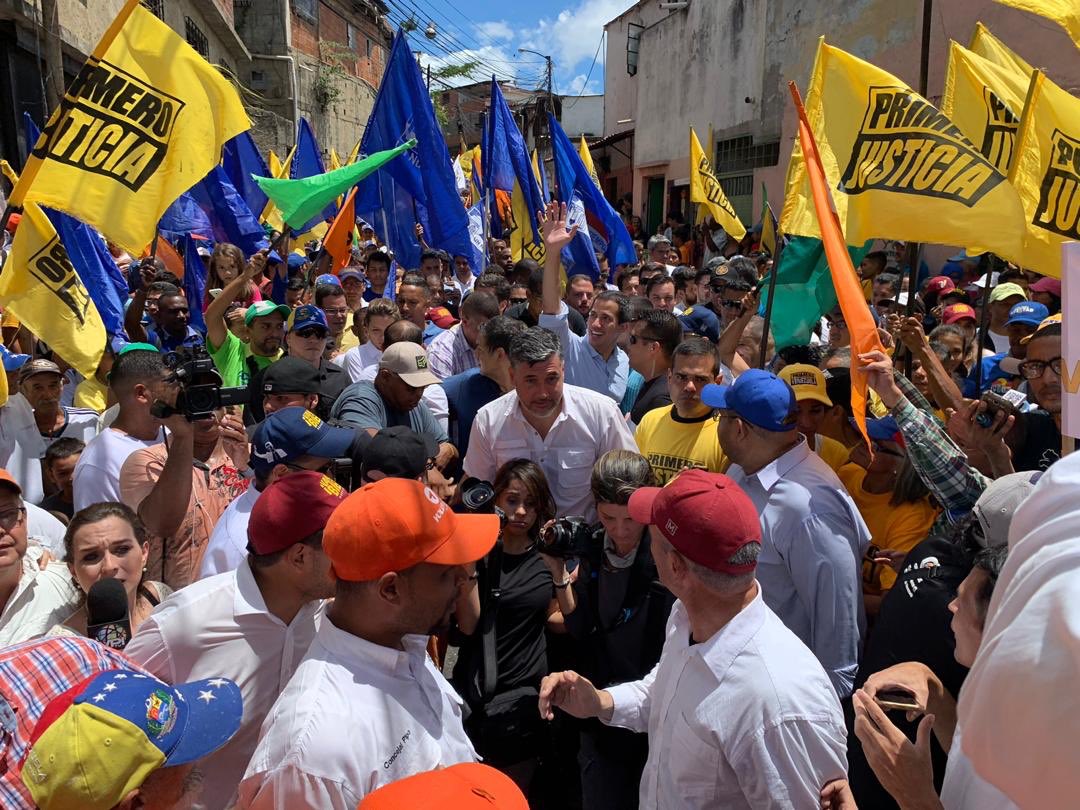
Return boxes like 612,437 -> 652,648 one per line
539,303 -> 628,404
146,325 -> 205,353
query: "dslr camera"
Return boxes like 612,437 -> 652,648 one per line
455,477 -> 507,530
151,346 -> 249,421
539,517 -> 597,559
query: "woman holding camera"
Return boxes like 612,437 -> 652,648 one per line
541,450 -> 675,810
451,459 -> 561,800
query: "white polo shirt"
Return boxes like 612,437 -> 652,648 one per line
337,341 -> 382,381
463,384 -> 637,521
606,590 -> 847,809
238,618 -> 476,809
0,545 -> 79,647
124,561 -> 323,810
197,484 -> 261,580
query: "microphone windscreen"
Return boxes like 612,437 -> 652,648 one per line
86,577 -> 130,625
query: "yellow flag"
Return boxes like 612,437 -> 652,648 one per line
760,201 -> 778,256
969,22 -> 1033,75
798,39 -> 1025,259
9,0 -> 250,254
993,0 -> 1080,50
531,149 -> 547,201
0,203 -> 106,376
778,128 -> 819,238
261,145 -> 294,231
579,136 -> 600,189
942,41 -> 1030,174
1008,70 -> 1080,278
328,148 -> 342,171
689,127 -> 747,241
347,138 -> 361,165
0,160 -> 18,187
695,125 -> 715,226
509,179 -> 545,265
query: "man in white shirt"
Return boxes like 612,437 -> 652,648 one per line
72,346 -> 170,510
0,469 -> 78,647
126,471 -> 347,810
0,359 -> 99,504
540,469 -> 848,808
463,326 -> 637,521
238,477 -> 501,808
197,406 -> 355,579
337,298 -> 400,380
704,370 -> 870,698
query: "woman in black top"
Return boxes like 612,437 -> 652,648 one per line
452,460 -> 561,800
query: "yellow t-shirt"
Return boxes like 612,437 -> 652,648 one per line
634,405 -> 727,485
838,463 -> 941,593
814,434 -> 852,475
336,312 -> 360,352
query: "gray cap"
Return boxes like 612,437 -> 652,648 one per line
971,470 -> 1042,548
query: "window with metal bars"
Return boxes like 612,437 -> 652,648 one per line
185,17 -> 209,59
713,135 -> 780,175
293,0 -> 317,23
142,0 -> 165,18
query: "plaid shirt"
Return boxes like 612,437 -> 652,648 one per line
0,637 -> 135,809
891,373 -> 989,530
426,325 -> 478,380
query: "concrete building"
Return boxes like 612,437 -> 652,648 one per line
435,79 -> 538,155
600,0 -> 1080,237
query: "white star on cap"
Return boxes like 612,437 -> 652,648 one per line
104,683 -> 117,692
113,674 -> 128,679
207,678 -> 228,688
92,693 -> 106,703
197,690 -> 216,704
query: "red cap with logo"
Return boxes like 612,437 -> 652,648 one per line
942,303 -> 977,324
924,276 -> 956,297
247,471 -> 348,555
627,469 -> 761,574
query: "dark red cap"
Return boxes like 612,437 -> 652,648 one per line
924,276 -> 955,297
247,471 -> 348,555
627,469 -> 761,574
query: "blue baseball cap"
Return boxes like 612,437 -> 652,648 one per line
286,304 -> 328,333
315,273 -> 341,287
865,415 -> 904,446
678,305 -> 721,343
1,350 -> 30,372
1006,301 -> 1049,327
287,253 -> 307,272
339,267 -> 365,283
250,407 -> 355,475
701,369 -> 797,432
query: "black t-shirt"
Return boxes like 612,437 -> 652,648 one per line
1011,411 -> 1061,472
244,358 -> 349,425
454,548 -> 553,700
848,535 -> 972,809
630,374 -> 672,426
39,492 -> 74,519
506,302 -> 587,336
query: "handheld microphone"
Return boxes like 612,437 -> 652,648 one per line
85,578 -> 132,650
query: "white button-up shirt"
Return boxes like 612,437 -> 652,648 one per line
124,561 -> 323,810
197,484 -> 261,580
238,618 -> 476,809
0,546 -> 79,647
337,341 -> 382,382
726,439 -> 870,698
463,384 -> 637,520
606,592 -> 847,809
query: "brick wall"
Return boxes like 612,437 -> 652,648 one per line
291,1 -> 386,86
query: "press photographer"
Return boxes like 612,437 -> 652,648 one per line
539,450 -> 675,810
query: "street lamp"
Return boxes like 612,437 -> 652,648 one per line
518,47 -> 554,121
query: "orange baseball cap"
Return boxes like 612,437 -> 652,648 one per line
0,469 -> 21,495
324,479 -> 499,581
357,763 -> 527,809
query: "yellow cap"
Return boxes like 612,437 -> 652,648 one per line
778,364 -> 833,407
1020,312 -> 1062,345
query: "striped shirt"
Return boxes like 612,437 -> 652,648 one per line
0,637 -> 135,809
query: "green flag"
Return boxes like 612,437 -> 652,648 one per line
253,139 -> 416,230
763,234 -> 873,349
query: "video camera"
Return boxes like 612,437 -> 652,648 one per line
150,346 -> 249,421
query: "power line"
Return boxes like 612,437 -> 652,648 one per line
564,31 -> 605,108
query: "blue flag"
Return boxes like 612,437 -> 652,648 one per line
467,200 -> 486,274
159,192 -> 215,244
386,259 -> 398,301
560,191 -> 602,280
548,114 -> 636,270
487,79 -> 544,245
537,151 -> 550,204
23,112 -> 40,158
355,30 -> 474,271
222,132 -> 270,219
182,234 -> 207,333
290,118 -> 336,235
162,166 -> 269,256
42,207 -> 128,339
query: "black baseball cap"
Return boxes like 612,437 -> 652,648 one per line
262,357 -> 321,395
360,426 -> 438,481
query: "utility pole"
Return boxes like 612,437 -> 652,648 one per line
545,54 -> 554,125
40,0 -> 64,114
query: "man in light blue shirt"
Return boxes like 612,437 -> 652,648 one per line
704,369 -> 870,698
538,204 -> 630,404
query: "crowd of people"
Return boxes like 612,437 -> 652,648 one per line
0,194 -> 1075,810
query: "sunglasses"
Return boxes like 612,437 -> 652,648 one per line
629,333 -> 660,345
294,327 -> 327,339
718,299 -> 744,309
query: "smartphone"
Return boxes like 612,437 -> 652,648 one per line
976,385 -> 1026,428
874,688 -> 921,712
208,288 -> 224,299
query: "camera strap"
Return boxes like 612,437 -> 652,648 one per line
480,539 -> 504,704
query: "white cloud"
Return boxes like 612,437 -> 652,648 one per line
521,0 -> 637,69
416,46 -> 521,87
565,73 -> 602,95
474,20 -> 514,42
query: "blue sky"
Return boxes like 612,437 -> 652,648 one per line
393,0 -> 638,96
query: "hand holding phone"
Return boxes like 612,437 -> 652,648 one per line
873,687 -> 922,713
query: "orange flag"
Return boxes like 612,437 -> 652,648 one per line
323,187 -> 357,274
145,237 -> 184,278
788,81 -> 883,451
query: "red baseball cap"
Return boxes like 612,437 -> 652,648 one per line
924,276 -> 955,298
426,306 -> 458,329
357,763 -> 527,809
247,471 -> 348,555
324,479 -> 499,581
627,469 -> 761,574
941,303 -> 977,324
1029,276 -> 1061,297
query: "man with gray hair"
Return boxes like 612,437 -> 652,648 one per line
539,469 -> 847,808
647,234 -> 674,272
463,326 -> 636,520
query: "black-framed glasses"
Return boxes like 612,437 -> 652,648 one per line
1017,356 -> 1062,380
629,333 -> 659,345
0,507 -> 26,531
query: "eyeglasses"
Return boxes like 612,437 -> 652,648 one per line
0,507 -> 26,531
1017,356 -> 1062,380
718,299 -> 744,309
294,328 -> 328,340
322,308 -> 349,317
629,333 -> 660,345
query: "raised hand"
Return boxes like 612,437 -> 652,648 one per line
538,201 -> 579,252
